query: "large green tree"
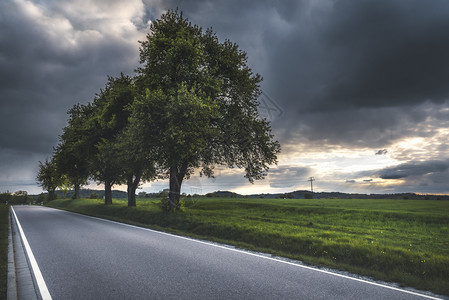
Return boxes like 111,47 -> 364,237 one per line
36,158 -> 61,201
136,10 -> 280,211
114,121 -> 157,207
89,74 -> 136,205
89,73 -> 155,206
53,103 -> 92,199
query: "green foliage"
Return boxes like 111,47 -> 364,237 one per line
90,74 -> 138,184
58,175 -> 72,199
134,9 -> 280,210
155,197 -> 185,212
53,103 -> 92,198
92,74 -> 156,206
89,193 -> 99,199
138,9 -> 281,180
66,75 -> 139,205
304,193 -> 314,199
37,193 -> 46,202
0,193 -> 12,204
41,9 -> 280,211
36,158 -> 60,200
47,198 -> 449,296
94,74 -> 135,137
0,192 -> 32,204
157,190 -> 169,198
129,85 -> 220,172
279,193 -> 294,199
13,191 -> 32,203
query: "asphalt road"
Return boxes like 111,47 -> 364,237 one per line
12,205 -> 442,300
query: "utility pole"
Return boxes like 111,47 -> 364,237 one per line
308,177 -> 315,193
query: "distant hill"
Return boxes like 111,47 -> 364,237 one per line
213,190 -> 449,200
32,189 -> 449,201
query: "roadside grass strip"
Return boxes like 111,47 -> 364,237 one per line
0,205 -> 9,299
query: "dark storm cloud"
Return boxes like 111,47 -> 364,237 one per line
380,172 -> 407,180
263,0 -> 449,111
161,0 -> 449,148
0,0 -> 148,191
375,149 -> 388,155
340,159 -> 449,194
0,0 -> 141,155
378,160 -> 449,180
347,159 -> 449,194
281,101 -> 448,148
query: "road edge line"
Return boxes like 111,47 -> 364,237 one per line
11,207 -> 52,300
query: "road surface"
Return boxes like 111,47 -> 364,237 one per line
11,205 -> 443,299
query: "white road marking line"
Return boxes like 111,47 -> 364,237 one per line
11,206 -> 52,300
51,207 -> 442,300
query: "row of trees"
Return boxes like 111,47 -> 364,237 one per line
36,10 -> 280,211
0,191 -> 33,205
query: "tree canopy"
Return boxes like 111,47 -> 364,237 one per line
36,158 -> 60,201
135,9 -> 280,210
88,74 -> 140,205
38,9 -> 280,210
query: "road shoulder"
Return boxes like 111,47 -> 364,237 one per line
8,207 -> 38,300
7,208 -> 17,300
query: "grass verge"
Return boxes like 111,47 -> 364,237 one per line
47,197 -> 449,296
0,205 -> 9,300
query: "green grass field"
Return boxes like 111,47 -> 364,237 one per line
0,205 -> 9,300
47,197 -> 449,296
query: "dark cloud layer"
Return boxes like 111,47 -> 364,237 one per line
1,0 -> 141,154
379,160 -> 449,180
165,0 -> 449,148
1,0 -> 449,194
0,0 -> 143,191
344,159 -> 449,194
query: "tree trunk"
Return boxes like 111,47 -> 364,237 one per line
74,182 -> 80,199
48,190 -> 56,201
168,167 -> 180,212
127,170 -> 142,207
127,181 -> 137,207
168,163 -> 187,212
127,190 -> 136,207
104,179 -> 113,205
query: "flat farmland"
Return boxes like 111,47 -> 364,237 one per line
47,197 -> 449,296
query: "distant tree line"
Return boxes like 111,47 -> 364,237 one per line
36,10 -> 280,211
0,191 -> 34,205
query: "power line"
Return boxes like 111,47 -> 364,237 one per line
308,177 -> 315,193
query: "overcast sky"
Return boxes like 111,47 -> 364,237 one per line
1,0 -> 449,195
